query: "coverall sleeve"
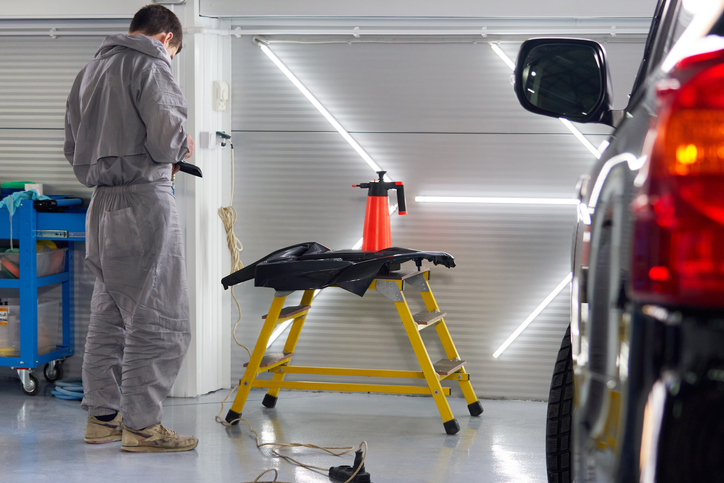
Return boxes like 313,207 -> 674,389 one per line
135,64 -> 189,164
63,99 -> 76,165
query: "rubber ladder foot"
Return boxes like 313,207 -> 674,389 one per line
443,418 -> 460,435
225,409 -> 241,425
262,394 -> 278,408
468,401 -> 484,417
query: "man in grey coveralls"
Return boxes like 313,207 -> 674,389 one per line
64,5 -> 197,453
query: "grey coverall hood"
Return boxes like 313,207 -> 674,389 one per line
64,33 -> 191,430
64,34 -> 189,188
96,34 -> 172,65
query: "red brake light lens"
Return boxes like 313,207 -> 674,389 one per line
631,50 -> 724,307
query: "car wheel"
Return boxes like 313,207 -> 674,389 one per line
546,325 -> 574,483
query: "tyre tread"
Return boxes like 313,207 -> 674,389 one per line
546,325 -> 574,483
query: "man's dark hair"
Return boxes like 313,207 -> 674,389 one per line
129,4 -> 183,54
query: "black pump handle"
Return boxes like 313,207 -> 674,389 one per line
394,182 -> 407,215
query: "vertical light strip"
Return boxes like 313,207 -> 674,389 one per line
259,43 -> 383,173
492,273 -> 573,358
489,43 -> 601,160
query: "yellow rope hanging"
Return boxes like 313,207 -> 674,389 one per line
218,142 -> 251,359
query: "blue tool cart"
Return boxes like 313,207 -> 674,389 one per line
0,197 -> 85,395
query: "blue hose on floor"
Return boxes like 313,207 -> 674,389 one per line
52,379 -> 84,400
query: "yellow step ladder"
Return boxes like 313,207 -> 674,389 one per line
225,269 -> 483,434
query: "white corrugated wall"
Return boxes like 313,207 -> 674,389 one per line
0,22 -> 648,400
228,37 -> 646,400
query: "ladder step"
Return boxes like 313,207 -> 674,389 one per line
262,304 -> 311,322
245,352 -> 293,368
413,310 -> 446,326
433,358 -> 466,376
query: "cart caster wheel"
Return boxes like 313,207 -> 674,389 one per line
44,362 -> 63,383
443,418 -> 460,435
22,374 -> 41,396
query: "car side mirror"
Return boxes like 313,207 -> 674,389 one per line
514,38 -> 616,126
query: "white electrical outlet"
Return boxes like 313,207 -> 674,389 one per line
213,81 -> 229,111
199,131 -> 217,149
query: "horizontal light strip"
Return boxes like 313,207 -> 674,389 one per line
259,43 -> 383,173
493,272 -> 573,359
416,196 -> 579,206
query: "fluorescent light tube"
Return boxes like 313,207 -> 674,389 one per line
490,43 -> 516,70
415,196 -> 579,205
493,273 -> 573,358
559,119 -> 602,160
259,43 -> 383,173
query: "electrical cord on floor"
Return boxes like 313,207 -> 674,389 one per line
214,139 -> 368,482
52,379 -> 84,400
217,141 -> 251,360
215,385 -> 368,483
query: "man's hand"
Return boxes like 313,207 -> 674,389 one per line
172,163 -> 181,175
185,134 -> 194,159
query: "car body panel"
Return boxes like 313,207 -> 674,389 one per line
514,1 -> 724,481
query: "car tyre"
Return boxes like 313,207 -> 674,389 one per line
546,325 -> 574,483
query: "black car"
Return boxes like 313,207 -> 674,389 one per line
513,1 -> 724,482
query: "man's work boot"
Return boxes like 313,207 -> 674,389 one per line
85,413 -> 123,444
121,423 -> 198,453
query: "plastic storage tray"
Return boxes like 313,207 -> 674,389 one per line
0,298 -> 62,357
0,247 -> 68,279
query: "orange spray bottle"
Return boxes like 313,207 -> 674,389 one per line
353,171 -> 407,252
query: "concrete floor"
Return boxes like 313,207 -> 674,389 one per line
0,376 -> 547,483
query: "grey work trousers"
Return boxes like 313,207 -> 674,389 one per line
81,181 -> 190,430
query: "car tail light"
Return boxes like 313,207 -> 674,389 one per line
631,48 -> 724,307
